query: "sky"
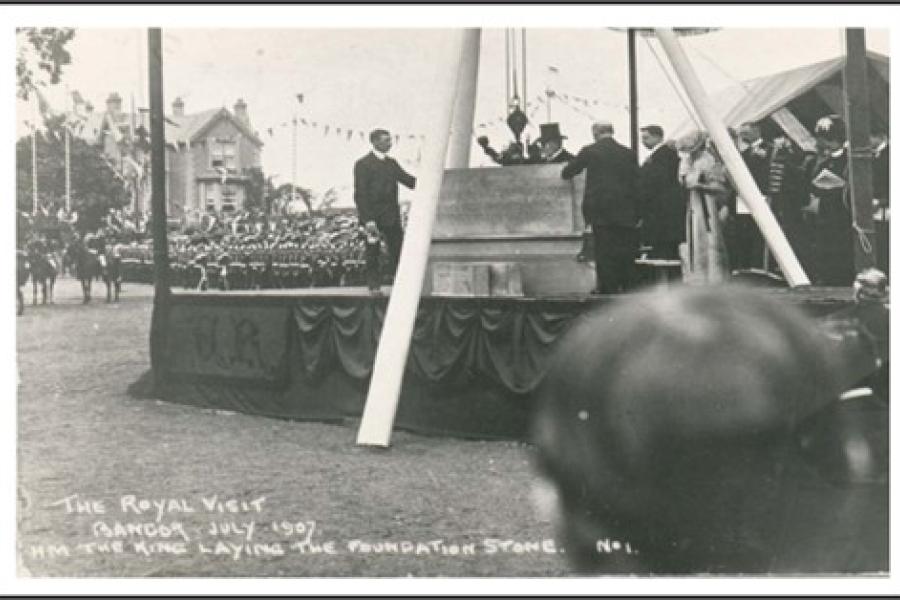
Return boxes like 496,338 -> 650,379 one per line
15,27 -> 889,204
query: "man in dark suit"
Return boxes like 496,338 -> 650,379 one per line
871,130 -> 889,211
353,128 -> 416,292
870,129 -> 889,275
638,125 -> 684,260
562,121 -> 640,294
735,121 -> 773,271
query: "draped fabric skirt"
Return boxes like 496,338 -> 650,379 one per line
682,189 -> 730,284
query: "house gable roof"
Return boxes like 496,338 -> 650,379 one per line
169,107 -> 264,147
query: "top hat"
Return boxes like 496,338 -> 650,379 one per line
537,122 -> 566,143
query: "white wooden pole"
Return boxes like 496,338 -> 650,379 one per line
291,113 -> 297,208
655,28 -> 810,287
32,92 -> 39,216
65,125 -> 71,214
446,28 -> 481,169
356,30 -> 468,447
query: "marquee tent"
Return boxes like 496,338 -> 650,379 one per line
674,50 -> 889,150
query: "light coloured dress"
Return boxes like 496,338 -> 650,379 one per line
679,149 -> 732,284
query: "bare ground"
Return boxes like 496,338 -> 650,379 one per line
16,277 -> 570,577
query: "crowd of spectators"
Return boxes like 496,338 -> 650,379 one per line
118,210 -> 389,291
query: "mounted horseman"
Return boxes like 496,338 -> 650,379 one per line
26,236 -> 59,306
16,249 -> 30,316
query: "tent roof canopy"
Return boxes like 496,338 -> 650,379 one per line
674,50 -> 889,141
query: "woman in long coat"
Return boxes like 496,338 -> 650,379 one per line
676,130 -> 734,283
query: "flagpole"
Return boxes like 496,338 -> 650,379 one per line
65,122 -> 71,214
65,85 -> 72,214
32,92 -> 39,216
148,27 -> 171,380
291,113 -> 297,209
130,93 -> 138,213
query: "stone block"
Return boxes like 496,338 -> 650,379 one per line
431,262 -> 491,296
434,164 -> 581,238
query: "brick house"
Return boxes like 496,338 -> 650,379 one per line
78,93 -> 263,224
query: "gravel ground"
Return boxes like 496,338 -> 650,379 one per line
16,277 -> 570,578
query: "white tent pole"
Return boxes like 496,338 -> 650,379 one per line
446,28 -> 481,169
32,92 -> 39,216
356,30 -> 468,447
655,28 -> 810,287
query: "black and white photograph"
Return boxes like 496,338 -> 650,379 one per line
6,3 -> 894,594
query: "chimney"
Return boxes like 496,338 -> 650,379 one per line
172,97 -> 185,117
106,92 -> 122,115
233,98 -> 249,127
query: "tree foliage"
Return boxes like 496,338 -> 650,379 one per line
16,115 -> 129,233
16,27 -> 76,100
243,166 -> 266,213
271,183 -> 314,215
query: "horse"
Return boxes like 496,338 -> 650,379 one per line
16,250 -> 29,316
67,238 -> 124,303
100,245 -> 123,302
26,241 -> 58,306
67,240 -> 103,304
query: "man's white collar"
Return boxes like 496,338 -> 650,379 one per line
372,150 -> 387,160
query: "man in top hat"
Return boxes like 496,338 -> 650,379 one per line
537,123 -> 575,163
562,121 -> 641,294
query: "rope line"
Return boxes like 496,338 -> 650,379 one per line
643,36 -> 702,129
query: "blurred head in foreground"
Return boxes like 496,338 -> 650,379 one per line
533,285 -> 886,574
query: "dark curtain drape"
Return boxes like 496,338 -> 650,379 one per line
292,298 -> 582,395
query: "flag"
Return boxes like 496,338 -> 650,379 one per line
336,127 -> 341,135
548,65 -> 559,74
347,129 -> 353,140
34,87 -> 56,121
323,125 -> 330,136
300,118 -> 307,126
267,127 -> 273,136
296,93 -> 304,104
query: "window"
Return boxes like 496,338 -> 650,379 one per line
205,184 -> 217,214
221,185 -> 237,213
210,139 -> 237,171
